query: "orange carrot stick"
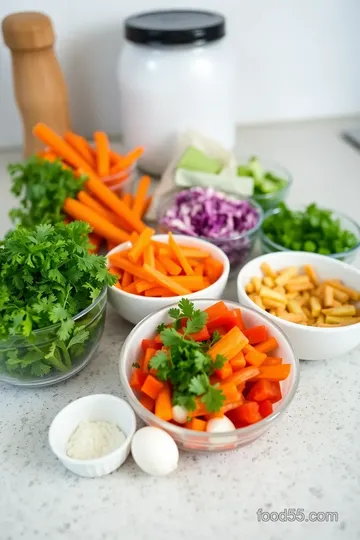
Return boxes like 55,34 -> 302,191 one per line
123,282 -> 138,294
144,287 -> 175,297
252,365 -> 291,381
121,271 -> 133,288
85,175 -> 145,233
185,418 -> 207,431
122,193 -> 133,208
143,347 -> 157,372
77,190 -> 129,230
88,232 -> 102,254
128,227 -> 155,263
172,276 -> 205,291
144,244 -> 155,267
141,196 -> 152,218
208,327 -> 249,361
64,131 -> 96,168
33,123 -> 95,173
63,198 -> 130,244
219,366 -> 260,387
262,357 -> 283,366
33,123 -> 146,232
94,131 -> 110,177
132,175 -> 151,218
143,264 -> 191,296
110,146 -> 144,174
155,383 -> 173,421
135,280 -> 155,293
168,232 -> 193,276
109,149 -> 123,166
158,255 -> 182,276
204,258 -> 223,283
109,255 -> 155,282
155,258 -> 168,275
42,151 -> 58,162
255,337 -> 279,354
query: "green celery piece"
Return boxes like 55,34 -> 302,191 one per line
177,147 -> 223,174
248,156 -> 265,183
237,165 -> 251,176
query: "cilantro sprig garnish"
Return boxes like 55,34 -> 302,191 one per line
0,221 -> 116,378
149,300 -> 226,413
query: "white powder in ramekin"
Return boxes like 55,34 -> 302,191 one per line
66,420 -> 126,460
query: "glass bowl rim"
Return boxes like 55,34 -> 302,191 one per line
119,298 -> 300,441
260,205 -> 360,259
0,286 -> 107,344
236,154 -> 293,201
157,188 -> 264,242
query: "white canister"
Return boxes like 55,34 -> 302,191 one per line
118,10 -> 235,176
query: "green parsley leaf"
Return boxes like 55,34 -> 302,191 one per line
201,386 -> 225,413
173,393 -> 196,412
160,328 -> 183,347
8,157 -> 86,228
210,331 -> 222,347
193,349 -> 210,371
67,327 -> 89,349
168,307 -> 181,320
188,374 -> 210,396
149,350 -> 171,380
185,310 -> 207,335
211,354 -> 227,372
156,322 -> 166,334
177,298 -> 195,318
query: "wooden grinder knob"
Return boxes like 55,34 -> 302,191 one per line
2,12 -> 70,157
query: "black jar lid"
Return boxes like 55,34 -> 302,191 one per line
124,10 -> 225,46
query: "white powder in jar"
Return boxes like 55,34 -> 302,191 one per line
66,420 -> 126,460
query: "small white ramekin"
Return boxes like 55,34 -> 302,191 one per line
49,394 -> 136,478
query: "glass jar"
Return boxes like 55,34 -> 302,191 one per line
118,10 -> 235,176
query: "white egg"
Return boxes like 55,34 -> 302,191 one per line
206,417 -> 236,433
172,405 -> 188,424
131,427 -> 179,476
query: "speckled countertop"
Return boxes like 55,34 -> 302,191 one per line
1,119 -> 360,540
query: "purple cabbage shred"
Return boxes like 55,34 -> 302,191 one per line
160,188 -> 261,268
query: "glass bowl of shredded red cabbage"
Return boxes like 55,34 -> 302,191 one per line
157,187 -> 263,272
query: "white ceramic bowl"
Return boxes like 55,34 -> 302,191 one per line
119,299 -> 299,452
49,394 -> 136,477
107,234 -> 230,325
237,251 -> 360,361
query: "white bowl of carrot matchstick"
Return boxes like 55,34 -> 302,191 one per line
106,232 -> 230,325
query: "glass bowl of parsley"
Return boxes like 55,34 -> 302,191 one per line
0,222 -> 115,387
237,155 -> 292,211
260,202 -> 360,263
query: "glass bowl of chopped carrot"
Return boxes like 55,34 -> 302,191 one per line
106,233 -> 230,325
119,299 -> 299,452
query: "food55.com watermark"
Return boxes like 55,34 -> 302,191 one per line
257,508 -> 338,523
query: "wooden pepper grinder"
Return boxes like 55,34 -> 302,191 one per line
2,11 -> 70,157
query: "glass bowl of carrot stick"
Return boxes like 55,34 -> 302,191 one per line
106,233 -> 230,325
119,299 -> 299,453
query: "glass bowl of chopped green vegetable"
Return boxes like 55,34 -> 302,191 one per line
260,202 -> 360,263
237,155 -> 292,211
0,221 -> 115,387
0,286 -> 107,387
